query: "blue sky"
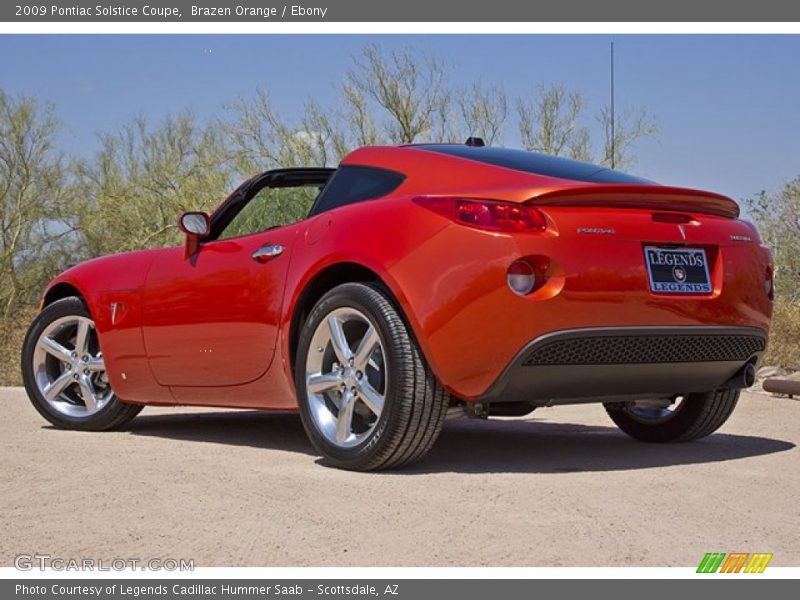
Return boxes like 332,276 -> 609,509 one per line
1,35 -> 799,203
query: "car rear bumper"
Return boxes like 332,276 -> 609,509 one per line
478,326 -> 767,406
388,204 -> 773,400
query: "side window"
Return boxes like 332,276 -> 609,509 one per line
311,166 -> 405,215
218,184 -> 320,240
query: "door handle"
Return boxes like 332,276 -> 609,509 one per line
252,244 -> 284,263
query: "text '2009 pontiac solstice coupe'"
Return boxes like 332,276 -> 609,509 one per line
21,140 -> 773,470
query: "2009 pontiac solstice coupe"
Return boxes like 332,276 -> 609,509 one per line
21,140 -> 773,470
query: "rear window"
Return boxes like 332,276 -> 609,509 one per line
416,145 -> 650,184
310,165 -> 405,215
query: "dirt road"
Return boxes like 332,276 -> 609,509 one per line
1,387 -> 798,567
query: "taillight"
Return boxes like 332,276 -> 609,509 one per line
413,197 -> 547,232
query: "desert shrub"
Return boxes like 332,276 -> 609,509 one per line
0,308 -> 36,386
765,299 -> 800,369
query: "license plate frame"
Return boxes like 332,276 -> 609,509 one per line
644,246 -> 712,294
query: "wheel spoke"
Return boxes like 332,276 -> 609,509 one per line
34,314 -> 113,419
353,325 -> 379,371
78,374 -> 99,413
39,337 -> 72,363
75,318 -> 91,355
43,370 -> 74,401
327,315 -> 352,364
357,380 -> 384,416
84,356 -> 106,372
306,307 -> 388,448
307,372 -> 343,394
335,390 -> 356,443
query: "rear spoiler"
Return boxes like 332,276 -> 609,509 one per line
527,184 -> 740,219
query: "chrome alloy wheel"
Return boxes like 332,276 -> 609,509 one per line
624,396 -> 686,424
32,315 -> 113,418
304,307 -> 387,448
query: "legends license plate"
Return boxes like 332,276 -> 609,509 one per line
644,246 -> 712,294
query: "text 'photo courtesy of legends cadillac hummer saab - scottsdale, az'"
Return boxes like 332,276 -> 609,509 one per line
21,140 -> 773,471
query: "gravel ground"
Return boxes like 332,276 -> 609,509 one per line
1,387 -> 798,567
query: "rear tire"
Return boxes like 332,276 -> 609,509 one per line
604,389 -> 740,443
21,297 -> 143,431
295,282 -> 448,471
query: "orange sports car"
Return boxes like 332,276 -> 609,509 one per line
21,141 -> 773,470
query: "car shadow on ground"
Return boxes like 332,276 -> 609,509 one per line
124,410 -> 795,474
127,410 -> 315,457
408,418 -> 796,474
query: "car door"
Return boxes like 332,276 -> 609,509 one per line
141,169 -> 333,387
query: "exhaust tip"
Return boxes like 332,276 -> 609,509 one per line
743,363 -> 757,388
725,362 -> 757,390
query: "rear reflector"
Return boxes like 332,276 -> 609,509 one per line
507,260 -> 536,295
765,266 -> 774,301
413,197 -> 547,232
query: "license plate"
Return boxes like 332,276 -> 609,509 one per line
644,246 -> 712,294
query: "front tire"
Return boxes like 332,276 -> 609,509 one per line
604,389 -> 740,443
295,283 -> 448,471
21,297 -> 143,431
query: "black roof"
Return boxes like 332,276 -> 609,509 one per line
414,144 -> 651,185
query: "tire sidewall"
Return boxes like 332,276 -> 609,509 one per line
606,390 -> 739,442
614,398 -> 703,442
294,283 -> 407,467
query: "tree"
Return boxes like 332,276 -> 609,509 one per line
340,84 -> 382,150
517,84 -> 656,167
346,44 -> 451,144
518,84 -> 590,159
225,90 -> 342,175
458,84 -> 508,145
0,92 -> 74,319
598,105 -> 658,170
746,179 -> 800,301
76,114 -> 231,256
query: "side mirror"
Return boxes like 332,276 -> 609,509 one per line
178,212 -> 210,258
179,212 -> 210,236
